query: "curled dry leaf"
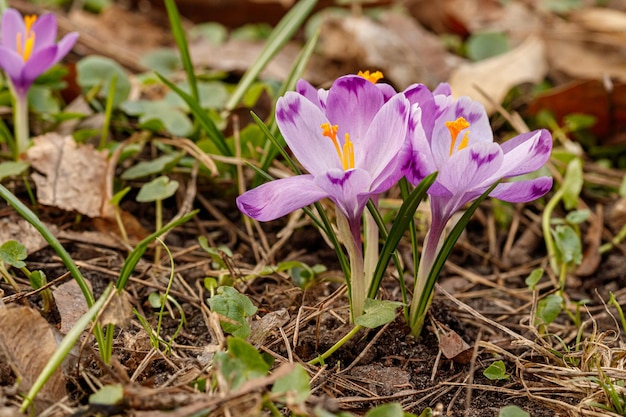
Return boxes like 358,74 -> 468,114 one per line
53,279 -> 92,334
26,133 -> 113,218
0,217 -> 58,254
439,329 -> 473,364
448,35 -> 548,114
0,305 -> 66,413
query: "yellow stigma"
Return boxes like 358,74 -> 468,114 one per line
446,117 -> 471,156
358,70 -> 384,84
321,123 -> 355,171
16,15 -> 37,62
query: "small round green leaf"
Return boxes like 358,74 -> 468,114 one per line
0,240 -> 27,268
136,176 -> 179,202
77,56 -> 131,107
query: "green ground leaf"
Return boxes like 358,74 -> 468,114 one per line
140,48 -> 181,75
364,403 -> 405,417
483,360 -> 509,381
208,286 -> 258,338
355,299 -> 402,329
552,224 -> 582,265
565,209 -> 590,224
271,363 -> 311,405
466,32 -> 509,61
120,100 -> 192,137
499,405 -> 530,417
77,55 -> 130,107
215,337 -> 270,390
536,294 -> 563,325
121,152 -> 184,180
0,161 -> 29,181
0,240 -> 27,268
89,384 -> 124,406
136,176 -> 179,203
524,268 -> 544,291
561,158 -> 583,210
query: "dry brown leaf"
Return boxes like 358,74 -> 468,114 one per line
569,7 -> 626,33
53,279 -> 91,334
0,305 -> 66,412
439,329 -> 472,361
317,11 -> 461,88
547,36 -> 626,82
448,35 -> 548,114
26,133 -> 112,218
0,217 -> 57,254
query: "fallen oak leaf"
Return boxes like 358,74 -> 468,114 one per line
25,133 -> 113,218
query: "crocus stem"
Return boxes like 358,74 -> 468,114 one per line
307,324 -> 362,366
336,207 -> 365,321
13,93 -> 29,159
409,217 -> 446,337
363,208 -> 378,297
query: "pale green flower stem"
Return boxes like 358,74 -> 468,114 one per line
335,208 -> 365,321
13,92 -> 29,159
307,324 -> 362,366
409,220 -> 445,337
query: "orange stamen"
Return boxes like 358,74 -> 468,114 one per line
321,123 -> 355,171
16,15 -> 37,62
342,133 -> 355,170
446,117 -> 471,155
357,70 -> 384,84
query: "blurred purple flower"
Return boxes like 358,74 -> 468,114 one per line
0,8 -> 78,96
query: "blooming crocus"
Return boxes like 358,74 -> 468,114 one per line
0,8 -> 78,158
405,85 -> 553,334
237,72 -> 411,318
0,8 -> 78,97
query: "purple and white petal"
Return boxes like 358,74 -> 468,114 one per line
356,93 -> 409,182
489,177 -> 553,203
2,9 -> 24,49
376,82 -> 397,102
275,93 -> 342,175
433,83 -> 452,96
236,175 -> 328,221
437,142 -> 503,195
31,13 -> 57,52
325,75 -> 385,141
499,129 -> 552,178
22,45 -> 57,85
314,168 -> 372,223
296,78 -> 322,108
52,32 -> 79,64
431,96 -> 493,168
0,47 -> 25,84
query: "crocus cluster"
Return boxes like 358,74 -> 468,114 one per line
0,8 -> 78,157
237,71 -> 553,329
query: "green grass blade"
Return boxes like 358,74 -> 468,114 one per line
257,29 -> 320,182
157,73 -> 231,156
250,111 -> 301,175
367,172 -> 437,299
365,199 -> 406,303
164,0 -> 199,104
223,0 -> 318,113
115,210 -> 199,291
0,185 -> 95,305
20,284 -> 114,413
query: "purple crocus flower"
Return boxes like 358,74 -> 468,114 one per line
0,8 -> 78,97
237,73 -> 411,242
405,84 -> 553,334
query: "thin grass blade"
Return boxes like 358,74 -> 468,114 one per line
157,73 -> 231,156
223,0 -> 317,113
164,0 -> 199,103
367,172 -> 437,299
